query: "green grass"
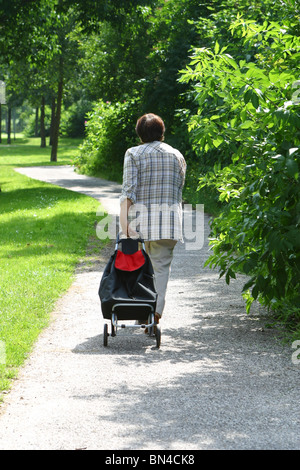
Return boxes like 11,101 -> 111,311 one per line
0,135 -> 105,396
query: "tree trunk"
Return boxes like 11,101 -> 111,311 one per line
49,96 -> 55,146
13,108 -> 16,141
40,96 -> 46,147
7,107 -> 11,144
51,57 -> 63,162
35,107 -> 39,137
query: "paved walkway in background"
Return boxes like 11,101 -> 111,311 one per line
0,165 -> 298,450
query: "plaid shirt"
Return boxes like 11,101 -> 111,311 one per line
120,141 -> 186,241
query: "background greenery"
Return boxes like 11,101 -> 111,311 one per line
1,0 -> 299,342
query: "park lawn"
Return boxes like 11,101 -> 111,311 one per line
0,136 -> 105,396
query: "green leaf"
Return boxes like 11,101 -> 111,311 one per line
252,284 -> 259,300
251,92 -> 259,109
214,41 -> 220,55
243,260 -> 256,274
242,276 -> 256,292
223,54 -> 239,69
244,89 -> 252,104
246,296 -> 254,314
212,136 -> 224,148
228,268 -> 236,280
286,229 -> 300,248
286,159 -> 299,178
240,120 -> 253,129
237,85 -> 247,97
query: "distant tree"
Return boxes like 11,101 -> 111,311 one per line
0,0 -> 156,159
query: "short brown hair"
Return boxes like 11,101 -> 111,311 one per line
135,113 -> 165,143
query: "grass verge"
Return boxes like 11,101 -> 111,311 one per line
0,136 -> 105,397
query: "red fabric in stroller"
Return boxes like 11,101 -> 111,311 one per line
99,237 -> 157,321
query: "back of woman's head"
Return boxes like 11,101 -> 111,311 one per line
135,113 -> 165,143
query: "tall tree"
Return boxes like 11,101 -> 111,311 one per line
0,0 -> 156,160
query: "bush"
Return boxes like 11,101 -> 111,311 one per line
180,17 -> 300,335
74,98 -> 142,181
60,99 -> 93,138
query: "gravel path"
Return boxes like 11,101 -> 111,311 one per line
0,165 -> 298,450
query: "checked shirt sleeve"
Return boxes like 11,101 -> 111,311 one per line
178,154 -> 186,190
120,150 -> 138,205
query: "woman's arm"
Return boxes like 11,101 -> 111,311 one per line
120,150 -> 138,237
120,197 -> 133,237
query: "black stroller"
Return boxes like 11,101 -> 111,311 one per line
98,235 -> 161,348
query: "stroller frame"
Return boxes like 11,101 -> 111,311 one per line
102,237 -> 161,348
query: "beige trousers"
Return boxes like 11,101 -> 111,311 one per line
145,239 -> 177,316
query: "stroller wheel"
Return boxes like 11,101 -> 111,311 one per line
155,324 -> 161,348
103,323 -> 108,347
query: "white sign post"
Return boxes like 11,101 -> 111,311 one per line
0,81 -> 6,105
0,81 -> 5,145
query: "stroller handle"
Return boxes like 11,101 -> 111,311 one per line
115,233 -> 146,252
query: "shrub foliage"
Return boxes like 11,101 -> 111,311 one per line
179,16 -> 300,332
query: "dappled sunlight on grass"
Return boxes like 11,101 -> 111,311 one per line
0,136 -> 101,393
0,136 -> 82,168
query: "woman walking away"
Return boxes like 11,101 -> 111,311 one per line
120,113 -> 186,324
